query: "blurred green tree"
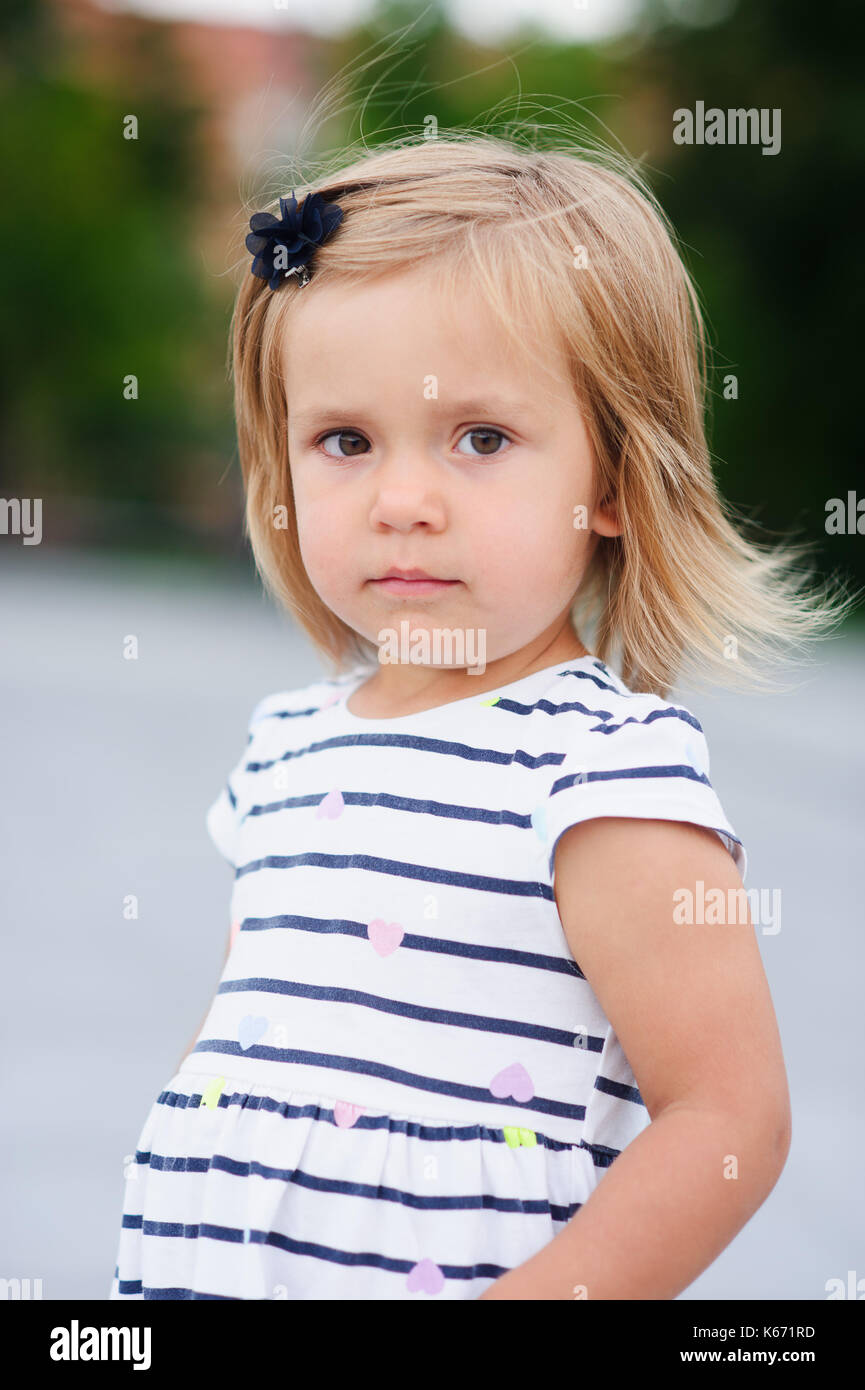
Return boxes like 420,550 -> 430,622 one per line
0,0 -> 236,548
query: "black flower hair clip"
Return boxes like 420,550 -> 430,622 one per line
245,189 -> 344,291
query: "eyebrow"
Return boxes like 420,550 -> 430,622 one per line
289,395 -> 540,427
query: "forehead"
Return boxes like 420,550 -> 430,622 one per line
279,265 -> 571,403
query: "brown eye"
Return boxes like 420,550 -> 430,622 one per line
455,427 -> 509,457
320,430 -> 370,457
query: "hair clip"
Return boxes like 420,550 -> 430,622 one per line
245,190 -> 344,291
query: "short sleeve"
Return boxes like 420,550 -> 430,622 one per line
205,696 -> 273,868
545,702 -> 747,884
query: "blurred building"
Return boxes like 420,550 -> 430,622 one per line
50,0 -> 319,229
29,0 -> 327,552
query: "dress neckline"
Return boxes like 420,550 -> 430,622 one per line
332,654 -> 605,729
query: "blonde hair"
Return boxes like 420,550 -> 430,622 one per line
230,131 -> 853,697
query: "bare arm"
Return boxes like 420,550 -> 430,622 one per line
479,817 -> 792,1300
174,920 -> 235,1074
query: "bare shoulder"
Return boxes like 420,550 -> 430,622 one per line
553,816 -> 791,1135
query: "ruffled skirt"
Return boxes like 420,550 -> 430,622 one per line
109,1068 -> 600,1300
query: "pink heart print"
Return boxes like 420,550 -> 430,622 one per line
406,1258 -> 445,1295
316,789 -> 345,819
490,1063 -> 535,1103
333,1101 -> 366,1129
367,919 -> 405,957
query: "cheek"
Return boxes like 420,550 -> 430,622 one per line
481,486 -> 586,580
533,480 -> 594,569
298,528 -> 345,590
291,472 -> 351,552
291,496 -> 346,589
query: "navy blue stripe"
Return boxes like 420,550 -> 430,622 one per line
556,665 -> 624,694
591,706 -> 703,735
117,1280 -> 239,1300
579,1139 -> 621,1169
236,850 -> 555,900
150,1289 -> 239,1299
154,1086 -> 581,1150
116,1278 -> 145,1296
188,1042 -> 587,1121
238,913 -> 585,979
550,763 -> 712,796
494,695 -> 614,720
123,1218 -> 512,1282
217,975 -> 600,1051
480,697 -> 700,734
595,1074 -> 645,1105
246,732 -> 566,773
245,789 -> 532,830
241,769 -> 719,837
127,1150 -> 583,1221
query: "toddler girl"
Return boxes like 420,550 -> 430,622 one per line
110,134 -> 843,1301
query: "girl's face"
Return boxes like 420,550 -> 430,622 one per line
282,265 -> 618,673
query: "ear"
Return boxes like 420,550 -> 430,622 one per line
592,494 -> 622,538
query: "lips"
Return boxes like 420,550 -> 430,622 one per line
370,569 -> 459,597
377,568 -> 449,581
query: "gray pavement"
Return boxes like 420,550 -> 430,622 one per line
1,547 -> 862,1300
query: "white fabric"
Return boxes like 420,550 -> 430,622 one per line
110,654 -> 745,1300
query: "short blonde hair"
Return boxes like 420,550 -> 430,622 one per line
230,131 -> 851,696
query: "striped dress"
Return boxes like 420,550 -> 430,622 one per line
110,654 -> 746,1300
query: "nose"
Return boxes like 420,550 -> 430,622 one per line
367,450 -> 448,533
